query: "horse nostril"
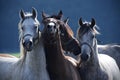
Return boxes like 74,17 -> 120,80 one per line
81,53 -> 89,62
47,25 -> 51,29
28,41 -> 33,47
23,39 -> 33,51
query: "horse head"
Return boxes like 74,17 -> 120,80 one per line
42,11 -> 81,55
58,18 -> 81,55
19,8 -> 40,51
77,18 -> 99,62
42,16 -> 61,44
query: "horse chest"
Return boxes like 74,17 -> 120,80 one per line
44,45 -> 77,80
17,68 -> 49,80
79,65 -> 109,80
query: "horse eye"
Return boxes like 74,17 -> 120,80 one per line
47,25 -> 51,28
60,31 -> 64,36
54,25 -> 56,28
61,33 -> 64,36
91,36 -> 95,39
34,26 -> 37,29
21,26 -> 24,30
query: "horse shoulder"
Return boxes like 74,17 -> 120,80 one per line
97,45 -> 114,54
65,55 -> 78,66
0,57 -> 19,80
65,56 -> 81,80
98,44 -> 120,69
98,44 -> 120,55
98,54 -> 120,80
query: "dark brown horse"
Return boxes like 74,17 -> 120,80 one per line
41,17 -> 81,80
42,11 -> 81,55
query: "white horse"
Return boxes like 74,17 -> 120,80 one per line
77,18 -> 120,80
0,8 -> 50,80
98,44 -> 120,69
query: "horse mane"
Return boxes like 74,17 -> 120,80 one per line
65,24 -> 74,37
58,19 -> 74,37
18,21 -> 26,58
77,21 -> 100,37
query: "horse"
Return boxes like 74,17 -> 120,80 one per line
42,11 -> 81,56
76,18 -> 120,80
77,18 -> 120,69
41,16 -> 81,80
0,8 -> 50,80
98,44 -> 120,69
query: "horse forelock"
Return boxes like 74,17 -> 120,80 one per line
93,25 -> 100,34
24,12 -> 32,17
42,17 -> 58,24
78,22 -> 100,38
50,15 -> 61,19
18,13 -> 40,32
19,12 -> 40,26
43,12 -> 62,20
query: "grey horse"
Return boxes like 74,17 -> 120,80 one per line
76,18 -> 120,80
0,8 -> 50,80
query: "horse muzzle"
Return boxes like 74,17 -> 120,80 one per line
22,35 -> 33,51
80,53 -> 90,62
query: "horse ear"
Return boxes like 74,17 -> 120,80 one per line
32,7 -> 37,19
79,17 -> 83,27
64,17 -> 69,25
91,18 -> 95,28
42,11 -> 48,19
19,9 -> 25,19
57,10 -> 63,20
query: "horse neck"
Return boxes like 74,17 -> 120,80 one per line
44,35 -> 65,64
85,40 -> 99,67
92,40 -> 99,64
70,37 -> 81,55
44,34 -> 70,76
20,36 -> 47,70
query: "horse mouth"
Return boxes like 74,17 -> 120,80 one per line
22,38 -> 33,51
47,31 -> 55,36
24,42 -> 33,51
44,34 -> 57,44
45,32 -> 55,39
80,53 -> 90,62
